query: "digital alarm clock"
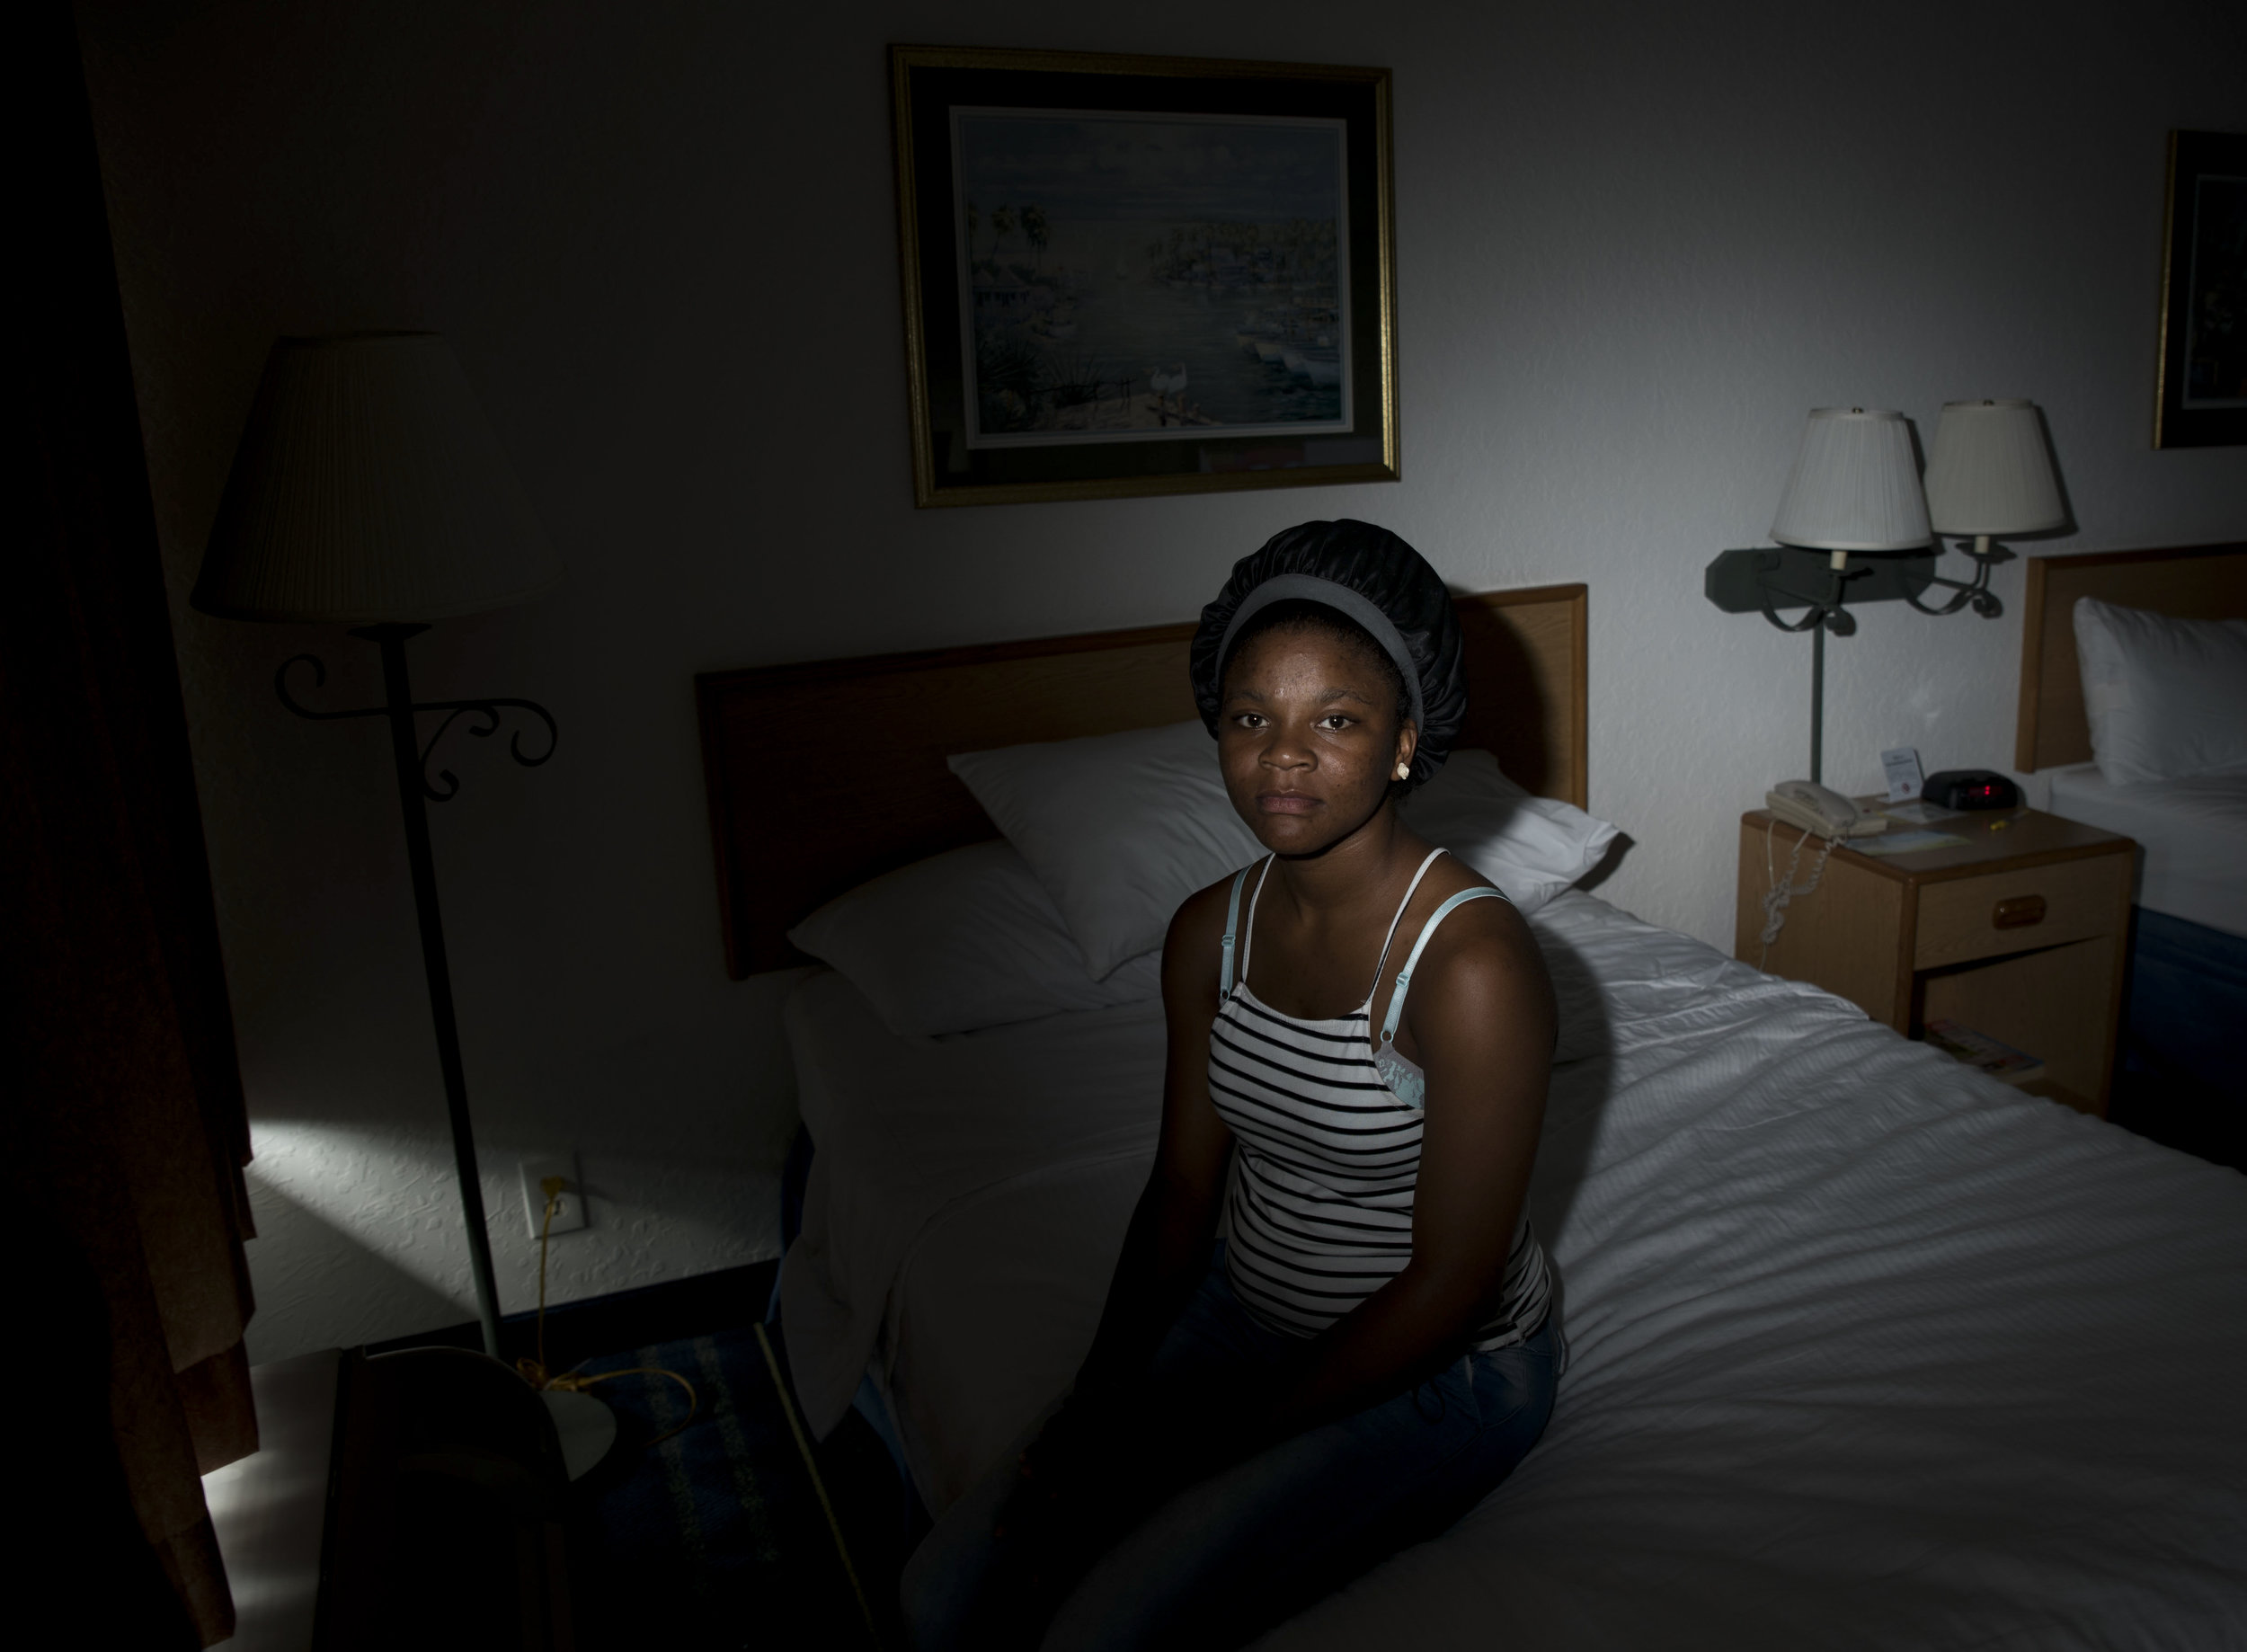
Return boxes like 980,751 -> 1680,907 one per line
1923,769 -> 2021,811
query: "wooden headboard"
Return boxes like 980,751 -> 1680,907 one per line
2014,544 -> 2247,772
697,583 -> 1589,977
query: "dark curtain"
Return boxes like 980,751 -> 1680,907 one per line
6,4 -> 259,1644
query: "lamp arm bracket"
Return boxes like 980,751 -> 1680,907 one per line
1756,590 -> 1828,633
275,653 -> 392,722
1755,560 -> 1863,635
274,656 -> 557,801
1902,537 -> 2005,618
1953,537 -> 2016,567
1904,583 -> 1979,616
1905,585 -> 2003,618
415,697 -> 559,801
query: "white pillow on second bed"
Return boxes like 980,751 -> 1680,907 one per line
2074,596 -> 2247,786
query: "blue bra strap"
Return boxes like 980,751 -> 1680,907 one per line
1219,864 -> 1254,1005
1379,886 -> 1509,1045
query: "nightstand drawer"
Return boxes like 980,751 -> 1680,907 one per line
1913,855 -> 2126,970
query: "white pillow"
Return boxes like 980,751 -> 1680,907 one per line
786,840 -> 1161,1036
2074,598 -> 2247,786
948,721 -> 1264,979
1402,750 -> 1620,915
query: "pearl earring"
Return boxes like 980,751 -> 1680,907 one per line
1394,763 -> 1411,781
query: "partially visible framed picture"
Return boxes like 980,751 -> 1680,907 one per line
890,45 -> 1397,507
2154,129 -> 2246,449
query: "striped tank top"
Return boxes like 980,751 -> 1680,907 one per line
1207,848 -> 1552,1353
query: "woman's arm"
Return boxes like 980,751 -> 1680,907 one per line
1234,893 -> 1555,1453
1066,881 -> 1238,1402
997,881 -> 1239,1537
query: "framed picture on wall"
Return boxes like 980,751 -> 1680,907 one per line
2154,129 -> 2246,449
890,45 -> 1398,507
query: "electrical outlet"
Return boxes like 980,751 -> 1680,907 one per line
520,1154 -> 587,1239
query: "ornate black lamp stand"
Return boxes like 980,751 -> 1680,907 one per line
277,623 -> 555,1358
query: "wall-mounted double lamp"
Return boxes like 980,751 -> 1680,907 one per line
1704,399 -> 2065,781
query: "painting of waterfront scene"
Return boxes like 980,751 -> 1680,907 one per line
2180,170 -> 2245,409
950,109 -> 1352,449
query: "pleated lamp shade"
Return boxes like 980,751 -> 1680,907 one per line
1923,400 -> 2066,537
1770,407 -> 1932,552
192,333 -> 560,623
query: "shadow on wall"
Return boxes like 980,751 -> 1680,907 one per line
1574,832 -> 1633,894
244,1124 -> 784,1363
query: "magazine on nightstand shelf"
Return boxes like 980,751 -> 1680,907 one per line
1923,1019 -> 2046,1087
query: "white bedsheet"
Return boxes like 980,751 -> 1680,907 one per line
2047,761 -> 2247,937
780,892 -> 2247,1647
779,981 -> 1166,1448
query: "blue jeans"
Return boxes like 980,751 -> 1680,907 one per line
902,1248 -> 1561,1651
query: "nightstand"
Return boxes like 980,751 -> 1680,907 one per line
1735,806 -> 2135,1115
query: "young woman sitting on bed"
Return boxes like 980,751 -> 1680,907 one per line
905,521 -> 1561,1651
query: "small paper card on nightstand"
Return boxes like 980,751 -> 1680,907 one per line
1880,746 -> 1925,802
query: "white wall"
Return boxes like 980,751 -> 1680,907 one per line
79,0 -> 2245,1363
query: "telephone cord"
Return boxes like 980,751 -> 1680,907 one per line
1759,817 -> 1838,968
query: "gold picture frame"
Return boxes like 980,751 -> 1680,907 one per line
891,44 -> 1399,507
2153,129 -> 2246,449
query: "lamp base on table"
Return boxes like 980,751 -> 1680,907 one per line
540,1387 -> 617,1481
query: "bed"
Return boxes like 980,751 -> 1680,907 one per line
2043,765 -> 2247,937
698,585 -> 2246,1648
2015,543 -> 2247,1150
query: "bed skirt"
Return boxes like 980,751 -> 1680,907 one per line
2116,906 -> 2245,1168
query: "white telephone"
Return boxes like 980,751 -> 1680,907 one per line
1765,779 -> 1887,839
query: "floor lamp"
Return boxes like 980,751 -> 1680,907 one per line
192,332 -> 560,1366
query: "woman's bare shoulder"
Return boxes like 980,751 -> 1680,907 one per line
1412,854 -> 1550,990
1168,864 -> 1255,955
